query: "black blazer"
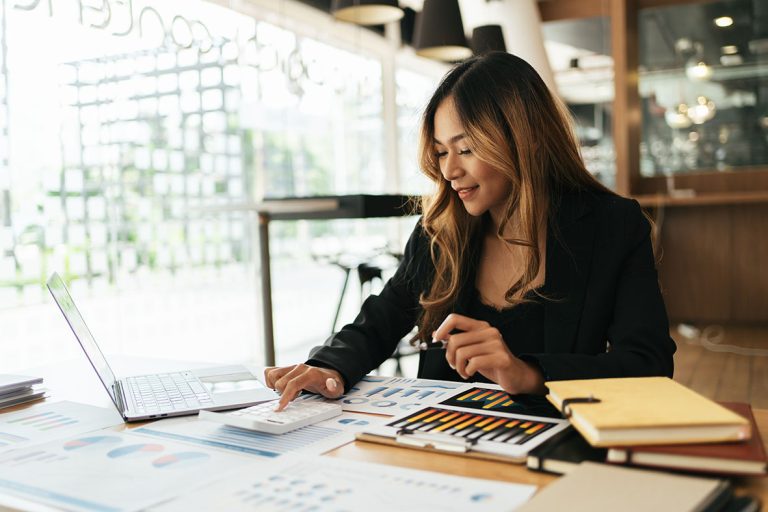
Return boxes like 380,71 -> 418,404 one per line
308,190 -> 676,391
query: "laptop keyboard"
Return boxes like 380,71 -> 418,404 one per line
126,372 -> 213,415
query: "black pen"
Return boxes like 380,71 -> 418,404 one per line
418,338 -> 449,351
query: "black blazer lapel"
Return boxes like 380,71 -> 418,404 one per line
542,192 -> 597,354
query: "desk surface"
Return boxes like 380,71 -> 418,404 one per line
5,359 -> 768,508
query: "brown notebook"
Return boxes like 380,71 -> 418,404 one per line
607,402 -> 767,476
545,377 -> 751,447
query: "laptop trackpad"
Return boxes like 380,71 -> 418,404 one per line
192,366 -> 274,403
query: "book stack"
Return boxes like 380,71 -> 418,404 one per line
527,377 -> 766,478
0,375 -> 46,411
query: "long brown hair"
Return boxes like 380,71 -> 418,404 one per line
415,52 -> 613,343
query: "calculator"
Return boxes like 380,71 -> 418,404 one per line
199,400 -> 342,434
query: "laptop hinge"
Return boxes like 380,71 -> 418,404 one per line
113,380 -> 128,414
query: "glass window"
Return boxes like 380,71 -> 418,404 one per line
0,0 -> 405,369
543,17 -> 616,190
638,0 -> 768,177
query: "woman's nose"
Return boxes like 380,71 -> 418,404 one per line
441,153 -> 464,181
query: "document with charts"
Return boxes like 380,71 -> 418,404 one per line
0,430 -> 253,512
297,375 -> 466,415
135,411 -> 384,458
150,454 -> 537,512
0,400 -> 123,453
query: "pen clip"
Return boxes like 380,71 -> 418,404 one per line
395,428 -> 474,453
561,395 -> 601,418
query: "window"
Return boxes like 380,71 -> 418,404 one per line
0,0 -> 433,369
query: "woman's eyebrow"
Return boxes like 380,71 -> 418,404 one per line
433,133 -> 466,145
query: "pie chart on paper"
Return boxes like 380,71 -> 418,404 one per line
63,435 -> 122,451
107,443 -> 164,459
152,451 -> 210,468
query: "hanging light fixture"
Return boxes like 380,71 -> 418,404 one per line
471,25 -> 507,55
685,58 -> 713,81
331,0 -> 404,26
665,103 -> 692,129
687,96 -> 716,124
413,0 -> 472,62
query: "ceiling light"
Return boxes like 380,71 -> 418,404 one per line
665,104 -> 692,129
687,96 -> 716,125
471,25 -> 507,55
413,0 -> 472,62
721,45 -> 739,55
332,0 -> 404,26
685,59 -> 713,81
714,16 -> 733,28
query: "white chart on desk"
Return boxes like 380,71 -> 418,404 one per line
0,401 -> 123,453
298,375 -> 466,415
0,430 -> 253,512
134,411 -> 380,458
151,454 -> 537,512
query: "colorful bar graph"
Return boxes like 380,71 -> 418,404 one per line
388,406 -> 555,446
439,387 -> 525,415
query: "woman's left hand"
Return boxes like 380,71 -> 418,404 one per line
433,313 -> 546,395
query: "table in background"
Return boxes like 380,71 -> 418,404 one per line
238,194 -> 416,366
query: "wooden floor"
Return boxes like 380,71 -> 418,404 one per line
672,324 -> 768,408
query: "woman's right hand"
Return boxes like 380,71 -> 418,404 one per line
264,364 -> 345,411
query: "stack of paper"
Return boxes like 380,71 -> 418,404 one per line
0,375 -> 46,410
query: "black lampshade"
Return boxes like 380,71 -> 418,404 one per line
471,25 -> 507,55
413,0 -> 472,61
332,0 -> 404,26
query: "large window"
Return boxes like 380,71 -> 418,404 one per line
1,0 -> 439,370
543,16 -> 616,190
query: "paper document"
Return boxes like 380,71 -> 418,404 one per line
299,375 -> 466,415
134,411 -> 378,458
151,454 -> 537,511
0,430 -> 254,512
0,401 -> 123,453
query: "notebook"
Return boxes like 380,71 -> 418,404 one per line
516,461 -> 732,512
47,272 -> 277,422
545,377 -> 750,447
526,427 -> 607,475
356,402 -> 569,463
607,402 -> 767,476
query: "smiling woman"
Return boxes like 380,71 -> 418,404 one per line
266,52 -> 677,410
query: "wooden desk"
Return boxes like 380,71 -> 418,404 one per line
3,360 -> 767,508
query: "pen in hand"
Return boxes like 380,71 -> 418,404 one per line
418,338 -> 448,351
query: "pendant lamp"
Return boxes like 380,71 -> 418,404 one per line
471,25 -> 507,55
413,0 -> 472,62
332,0 -> 404,26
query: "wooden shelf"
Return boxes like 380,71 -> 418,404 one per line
634,191 -> 768,208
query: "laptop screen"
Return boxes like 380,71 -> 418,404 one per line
46,273 -> 120,408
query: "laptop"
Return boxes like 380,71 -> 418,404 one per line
46,272 -> 277,422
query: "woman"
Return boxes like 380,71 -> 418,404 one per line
266,52 -> 675,411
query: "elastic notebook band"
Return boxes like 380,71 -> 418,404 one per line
561,395 -> 601,418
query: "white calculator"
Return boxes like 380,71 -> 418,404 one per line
199,400 -> 342,434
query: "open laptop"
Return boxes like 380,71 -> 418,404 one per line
46,272 -> 277,422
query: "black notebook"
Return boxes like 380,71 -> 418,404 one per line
526,427 -> 607,475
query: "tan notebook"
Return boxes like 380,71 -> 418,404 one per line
545,377 -> 750,447
516,461 -> 731,512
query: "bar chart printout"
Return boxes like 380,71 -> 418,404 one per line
298,376 -> 465,415
439,387 -> 526,414
387,407 -> 563,445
